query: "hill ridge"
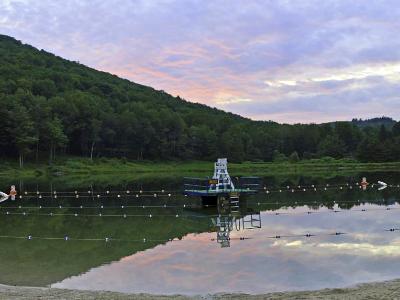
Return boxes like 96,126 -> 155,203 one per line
0,34 -> 399,164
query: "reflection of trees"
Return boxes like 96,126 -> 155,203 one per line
246,187 -> 400,211
0,201 -> 209,286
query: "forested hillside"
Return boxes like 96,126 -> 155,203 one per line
350,117 -> 396,128
0,34 -> 399,166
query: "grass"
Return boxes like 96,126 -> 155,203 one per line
1,156 -> 399,181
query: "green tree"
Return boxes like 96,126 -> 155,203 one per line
47,117 -> 68,162
188,125 -> 217,159
89,119 -> 102,161
357,136 -> 390,162
334,122 -> 361,154
393,122 -> 400,136
220,127 -> 245,162
378,124 -> 389,141
10,103 -> 38,167
272,150 -> 288,162
317,135 -> 346,159
32,79 -> 57,98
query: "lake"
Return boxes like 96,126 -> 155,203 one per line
0,171 -> 400,295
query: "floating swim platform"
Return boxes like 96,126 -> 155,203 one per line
184,188 -> 258,197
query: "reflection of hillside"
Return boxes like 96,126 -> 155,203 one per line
0,206 -> 210,286
0,194 -> 263,286
246,187 -> 400,211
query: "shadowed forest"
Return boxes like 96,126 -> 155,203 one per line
1,34 -> 400,166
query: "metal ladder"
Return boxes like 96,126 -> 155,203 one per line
229,193 -> 240,213
216,216 -> 233,248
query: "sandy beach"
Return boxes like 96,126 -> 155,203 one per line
1,279 -> 400,299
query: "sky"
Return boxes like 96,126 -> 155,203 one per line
1,0 -> 399,124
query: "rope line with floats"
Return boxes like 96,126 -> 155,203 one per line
0,197 -> 399,211
1,182 -> 397,202
1,204 -> 400,219
0,227 -> 400,244
0,204 -> 207,210
2,170 -> 396,200
211,227 -> 400,242
0,235 -> 183,243
248,198 -> 399,207
16,182 -> 399,196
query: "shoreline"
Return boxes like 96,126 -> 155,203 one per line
1,158 -> 400,180
2,279 -> 400,299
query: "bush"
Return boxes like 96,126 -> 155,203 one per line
272,150 -> 288,163
289,151 -> 300,163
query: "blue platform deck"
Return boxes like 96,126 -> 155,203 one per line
184,188 -> 258,197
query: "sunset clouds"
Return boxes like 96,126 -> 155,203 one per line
1,0 -> 399,123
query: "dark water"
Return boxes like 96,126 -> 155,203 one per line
1,172 -> 400,295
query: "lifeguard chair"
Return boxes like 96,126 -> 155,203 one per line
209,158 -> 234,192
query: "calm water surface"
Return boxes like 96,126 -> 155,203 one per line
1,172 -> 400,295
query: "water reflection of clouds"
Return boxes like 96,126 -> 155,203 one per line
53,203 -> 400,295
272,238 -> 400,257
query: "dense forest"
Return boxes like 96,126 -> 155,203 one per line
0,34 -> 399,166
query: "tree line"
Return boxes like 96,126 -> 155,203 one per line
1,34 -> 400,167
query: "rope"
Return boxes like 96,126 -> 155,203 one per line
0,235 -> 182,243
1,205 -> 399,218
248,198 -> 398,207
0,198 -> 397,211
7,186 -> 396,199
0,227 -> 399,243
212,227 -> 400,241
0,204 -> 208,210
17,193 -> 176,199
12,183 -> 399,201
15,182 -> 400,197
21,189 -> 174,195
0,211 -> 215,218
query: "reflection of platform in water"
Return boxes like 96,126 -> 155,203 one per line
213,212 -> 261,248
184,188 -> 258,197
210,194 -> 262,248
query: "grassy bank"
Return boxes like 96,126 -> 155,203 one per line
1,157 -> 399,180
